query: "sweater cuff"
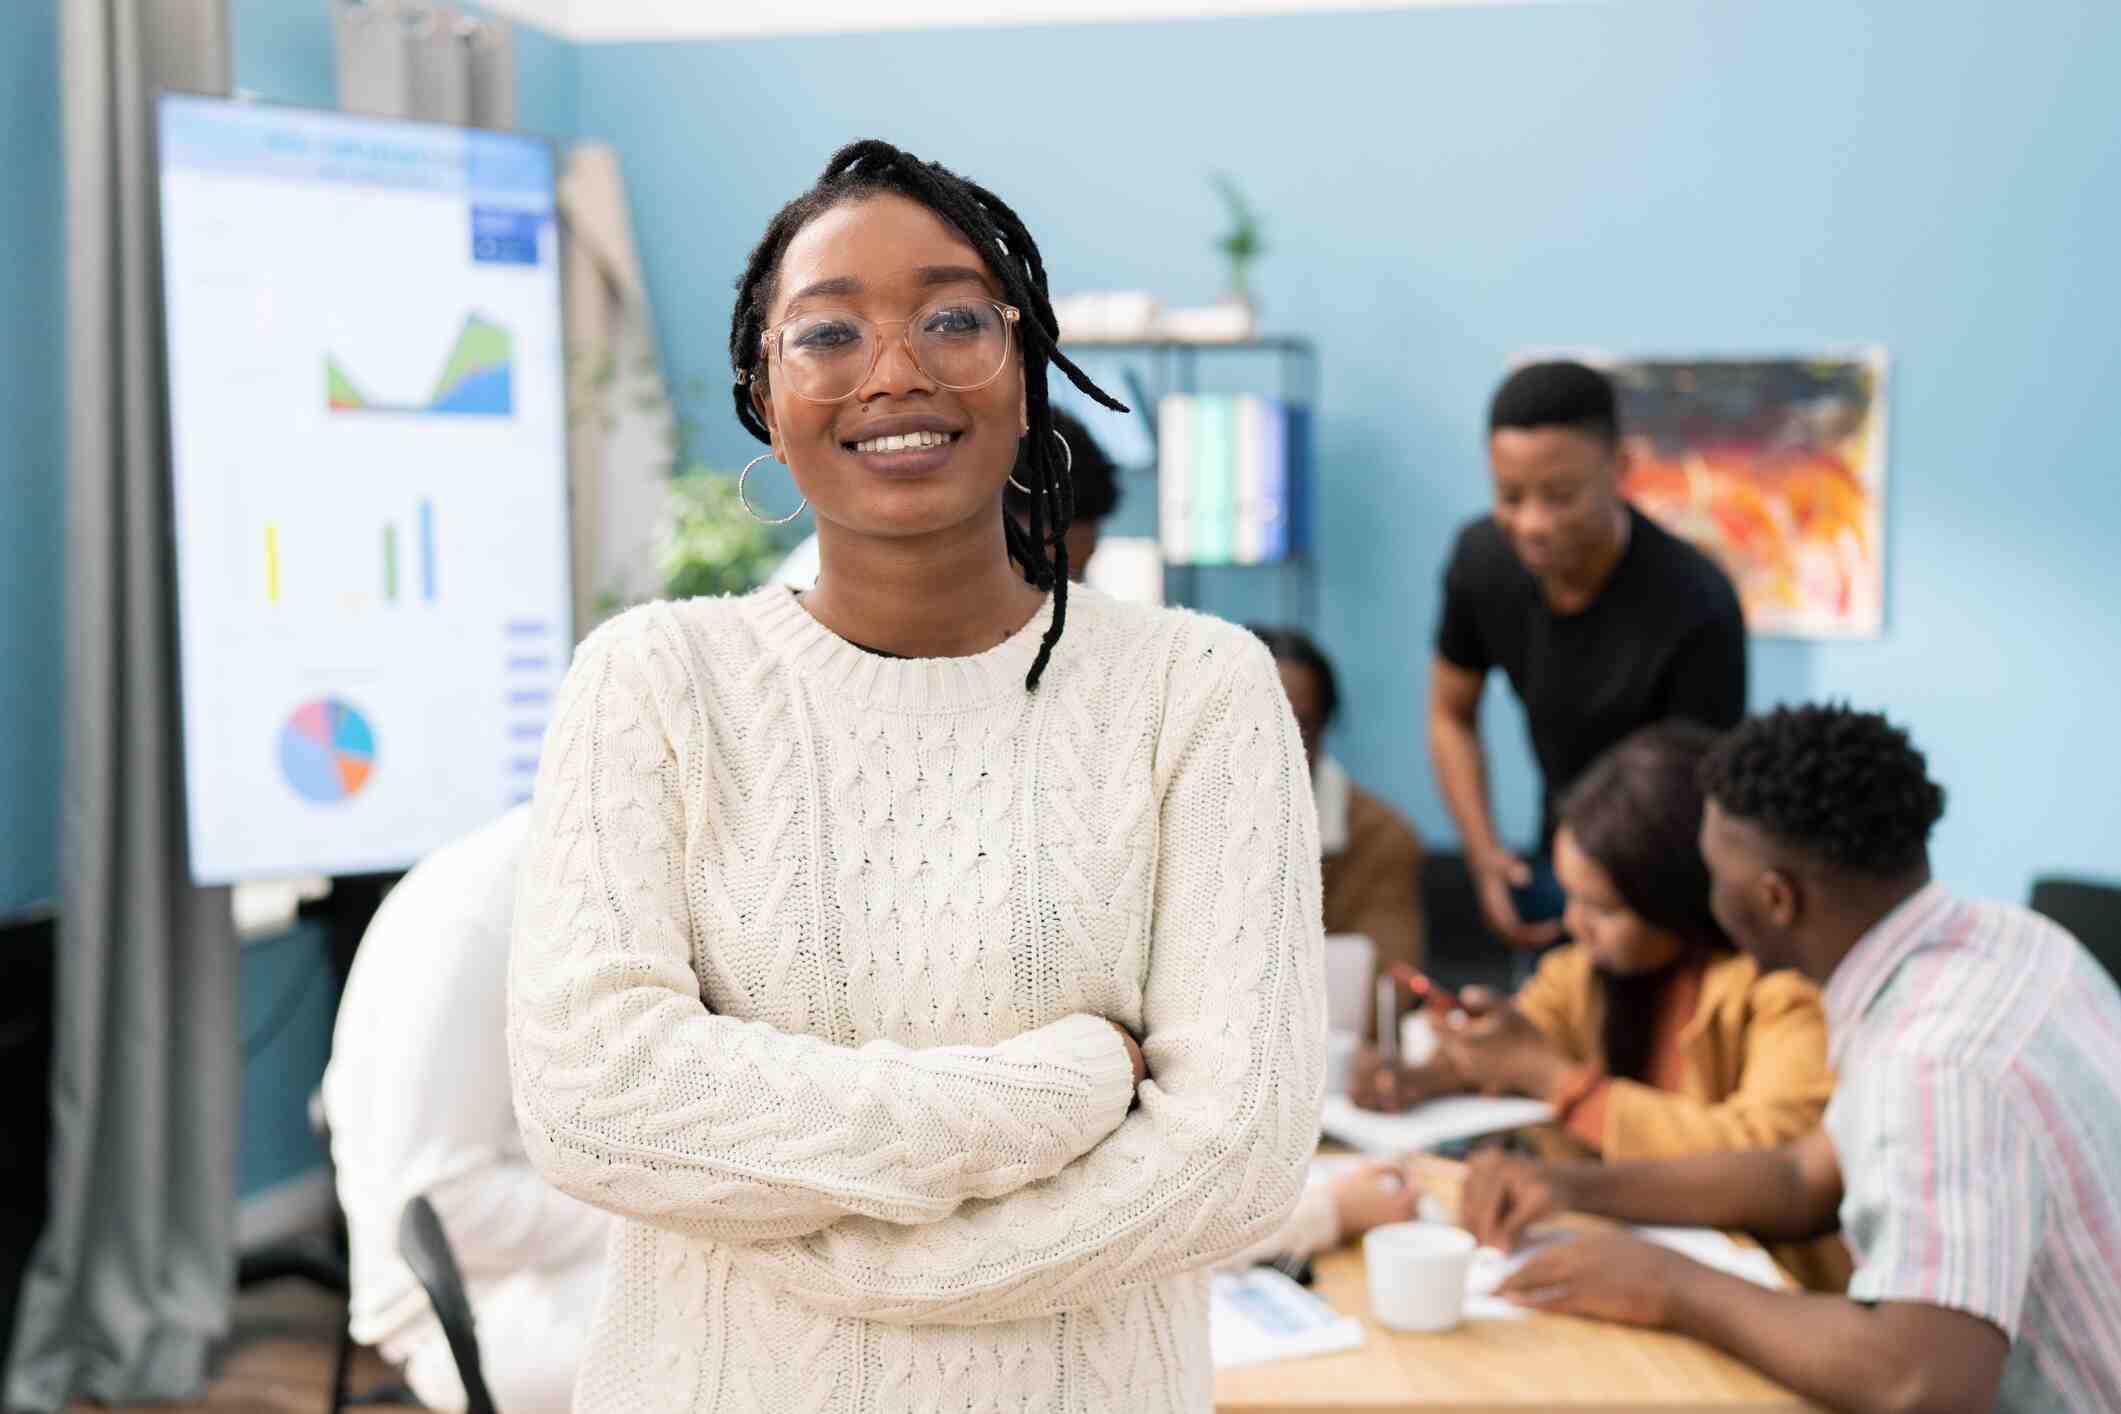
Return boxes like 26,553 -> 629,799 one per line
1028,1013 -> 1141,1131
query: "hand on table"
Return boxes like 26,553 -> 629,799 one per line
1496,1231 -> 1687,1328
1472,848 -> 1564,950
1347,1046 -> 1463,1112
1459,1149 -> 1581,1252
1435,994 -> 1572,1101
1327,1158 -> 1422,1240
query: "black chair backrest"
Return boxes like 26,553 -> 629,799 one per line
2028,876 -> 2121,986
399,1195 -> 500,1414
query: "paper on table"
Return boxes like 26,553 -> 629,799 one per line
1210,1265 -> 1366,1369
1458,1223 -> 1788,1321
1634,1225 -> 1790,1289
1319,1092 -> 1555,1156
1463,1235 -> 1556,1320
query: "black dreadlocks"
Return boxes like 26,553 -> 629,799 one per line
729,139 -> 1128,690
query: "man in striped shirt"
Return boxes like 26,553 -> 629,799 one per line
1455,704 -> 2121,1414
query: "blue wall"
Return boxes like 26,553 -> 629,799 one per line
0,0 -> 65,920
6,1 -> 2115,914
574,0 -> 2121,902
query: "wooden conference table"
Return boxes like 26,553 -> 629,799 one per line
1215,1155 -> 1820,1413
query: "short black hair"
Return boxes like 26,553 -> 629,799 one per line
1700,703 -> 1947,877
1489,360 -> 1620,448
1249,626 -> 1339,725
1005,409 -> 1121,525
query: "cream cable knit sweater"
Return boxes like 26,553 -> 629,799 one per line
509,585 -> 1325,1413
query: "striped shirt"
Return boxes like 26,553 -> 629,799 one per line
1824,882 -> 2121,1414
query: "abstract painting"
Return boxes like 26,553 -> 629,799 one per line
1577,353 -> 1889,638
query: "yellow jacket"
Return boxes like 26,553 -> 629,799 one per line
1511,943 -> 1850,1290
1514,942 -> 1832,1160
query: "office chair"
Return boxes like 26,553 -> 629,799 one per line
398,1195 -> 500,1414
2028,876 -> 2121,986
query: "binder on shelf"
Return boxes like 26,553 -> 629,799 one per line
1157,394 -> 1310,566
1285,401 -> 1313,559
1189,395 -> 1236,565
1158,396 -> 1193,565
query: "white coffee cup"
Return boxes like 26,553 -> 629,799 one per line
1363,1221 -> 1477,1333
1324,1028 -> 1360,1096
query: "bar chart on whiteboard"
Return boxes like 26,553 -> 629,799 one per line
157,95 -> 570,883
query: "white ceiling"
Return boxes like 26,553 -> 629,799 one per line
477,0 -> 1559,43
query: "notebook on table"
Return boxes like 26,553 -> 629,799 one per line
1319,1092 -> 1555,1156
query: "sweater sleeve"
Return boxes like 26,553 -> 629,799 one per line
507,612 -> 1141,1243
1220,1184 -> 1342,1272
1599,970 -> 1835,1161
724,631 -> 1328,1325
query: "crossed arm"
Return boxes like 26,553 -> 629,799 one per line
509,615 -> 1327,1325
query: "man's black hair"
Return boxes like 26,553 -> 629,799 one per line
1248,626 -> 1339,726
1005,409 -> 1121,526
729,139 -> 1126,689
1700,703 -> 1947,877
1489,360 -> 1621,449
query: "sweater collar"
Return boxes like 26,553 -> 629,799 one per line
741,584 -> 1058,712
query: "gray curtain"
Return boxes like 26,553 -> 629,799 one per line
4,2 -> 239,1409
334,0 -> 516,128
560,144 -> 675,636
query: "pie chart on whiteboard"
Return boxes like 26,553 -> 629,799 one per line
279,697 -> 377,805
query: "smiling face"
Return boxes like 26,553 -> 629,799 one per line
751,193 -> 1026,542
1487,424 -> 1623,581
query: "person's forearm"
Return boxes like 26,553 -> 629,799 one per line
1561,1148 -> 1833,1241
512,621 -> 1143,1242
1428,708 -> 1502,862
725,643 -> 1328,1327
1667,1268 -> 1963,1414
513,994 -> 1139,1241
1401,1058 -> 1466,1101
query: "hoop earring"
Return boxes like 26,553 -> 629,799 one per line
739,453 -> 806,525
1007,429 -> 1072,495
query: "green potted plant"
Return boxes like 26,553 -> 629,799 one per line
573,346 -> 786,623
1212,172 -> 1266,317
656,463 -> 783,601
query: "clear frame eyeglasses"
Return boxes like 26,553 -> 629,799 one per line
744,297 -> 1022,404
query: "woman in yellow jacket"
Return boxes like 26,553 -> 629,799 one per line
1313,723 -> 1848,1289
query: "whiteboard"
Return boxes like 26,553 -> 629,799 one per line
158,96 -> 571,883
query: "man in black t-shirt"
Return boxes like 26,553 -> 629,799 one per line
1427,361 -> 1746,959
